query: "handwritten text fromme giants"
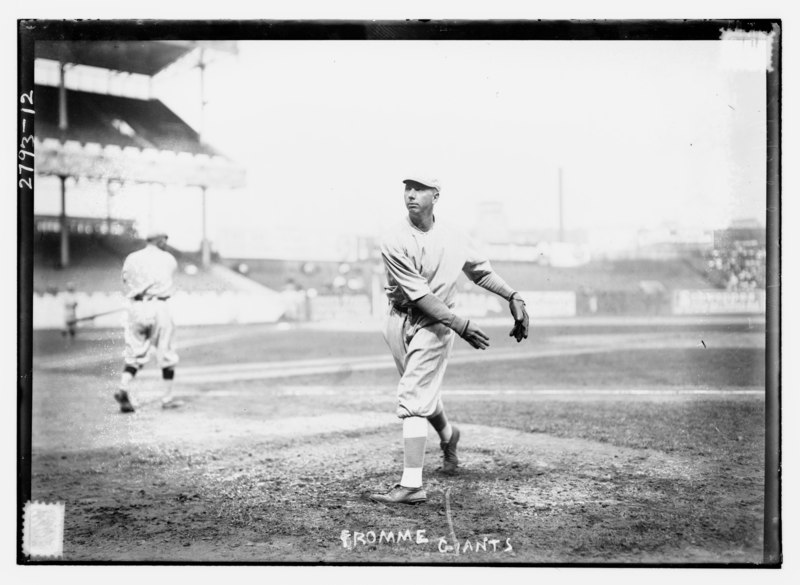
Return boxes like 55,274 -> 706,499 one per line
339,529 -> 513,554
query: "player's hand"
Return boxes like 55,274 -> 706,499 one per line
460,320 -> 490,350
509,294 -> 529,342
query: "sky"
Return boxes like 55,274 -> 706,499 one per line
34,38 -> 769,256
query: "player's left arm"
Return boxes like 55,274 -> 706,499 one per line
166,253 -> 179,296
462,239 -> 529,343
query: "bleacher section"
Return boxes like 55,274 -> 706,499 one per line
227,257 -> 715,295
35,232 -> 234,294
222,258 -> 375,294
487,259 -> 714,292
35,84 -> 218,156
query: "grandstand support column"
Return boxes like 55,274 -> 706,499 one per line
58,61 -> 68,131
105,179 -> 118,234
59,175 -> 69,268
198,48 -> 207,142
201,185 -> 211,268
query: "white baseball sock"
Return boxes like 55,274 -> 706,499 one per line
161,379 -> 175,405
161,367 -> 176,405
399,416 -> 428,488
119,367 -> 136,392
119,373 -> 133,390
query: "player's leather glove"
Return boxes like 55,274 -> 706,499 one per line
509,293 -> 529,342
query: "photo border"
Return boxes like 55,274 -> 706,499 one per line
17,18 -> 782,567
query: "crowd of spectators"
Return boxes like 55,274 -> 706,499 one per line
706,241 -> 766,291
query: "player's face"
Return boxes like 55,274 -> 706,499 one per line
404,182 -> 439,215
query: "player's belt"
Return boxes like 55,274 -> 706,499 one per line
391,302 -> 414,317
133,296 -> 170,302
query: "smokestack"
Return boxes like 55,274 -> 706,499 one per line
558,167 -> 565,243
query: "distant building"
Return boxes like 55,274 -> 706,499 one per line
586,224 -> 714,260
634,223 -> 714,259
713,219 -> 766,249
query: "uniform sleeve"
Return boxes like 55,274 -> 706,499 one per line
121,256 -> 136,296
380,236 -> 431,302
462,234 -> 516,301
121,253 -> 156,299
461,233 -> 494,282
167,254 -> 178,294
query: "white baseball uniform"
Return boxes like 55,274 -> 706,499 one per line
62,291 -> 78,335
121,244 -> 179,369
381,217 -> 513,418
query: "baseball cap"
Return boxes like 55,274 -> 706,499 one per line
403,176 -> 441,191
145,226 -> 168,241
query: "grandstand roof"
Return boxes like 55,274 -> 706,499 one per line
35,40 -> 238,76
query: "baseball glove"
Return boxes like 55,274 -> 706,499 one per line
509,293 -> 529,342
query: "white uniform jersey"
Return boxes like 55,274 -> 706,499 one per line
380,217 -> 495,310
121,244 -> 179,369
62,292 -> 78,318
122,244 -> 178,299
380,217 -> 499,418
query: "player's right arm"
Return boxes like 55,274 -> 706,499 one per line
380,236 -> 489,350
121,255 -> 135,297
413,294 -> 490,350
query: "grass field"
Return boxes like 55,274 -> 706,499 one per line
28,316 -> 766,564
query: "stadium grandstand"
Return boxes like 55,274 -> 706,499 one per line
227,256 -> 712,296
33,215 -> 226,294
35,84 -> 219,156
30,41 -> 767,327
706,221 -> 767,291
31,41 -> 289,329
225,243 -> 725,320
34,41 -> 244,280
217,209 -> 767,320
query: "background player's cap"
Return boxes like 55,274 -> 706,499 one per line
145,226 -> 169,241
403,177 -> 441,192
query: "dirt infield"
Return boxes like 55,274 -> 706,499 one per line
28,318 -> 766,564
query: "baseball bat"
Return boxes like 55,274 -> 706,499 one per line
68,282 -> 157,325
67,307 -> 126,326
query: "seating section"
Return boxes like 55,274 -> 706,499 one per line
34,232 -> 230,294
221,258 -> 367,294
35,84 -> 218,156
704,244 -> 766,291
226,256 -> 716,295
487,259 -> 715,292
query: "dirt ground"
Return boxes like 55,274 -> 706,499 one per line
26,317 -> 766,564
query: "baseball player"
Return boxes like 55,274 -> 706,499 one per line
370,176 -> 529,505
114,228 -> 181,413
61,282 -> 78,340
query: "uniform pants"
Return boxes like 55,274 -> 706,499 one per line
383,305 -> 454,418
123,299 -> 179,369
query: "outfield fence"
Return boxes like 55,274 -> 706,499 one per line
33,290 -> 286,329
32,287 -> 766,329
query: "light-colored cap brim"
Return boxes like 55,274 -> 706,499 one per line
403,177 -> 441,191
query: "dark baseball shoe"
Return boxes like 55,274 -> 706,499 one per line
369,484 -> 427,505
441,426 -> 460,473
114,390 -> 135,413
